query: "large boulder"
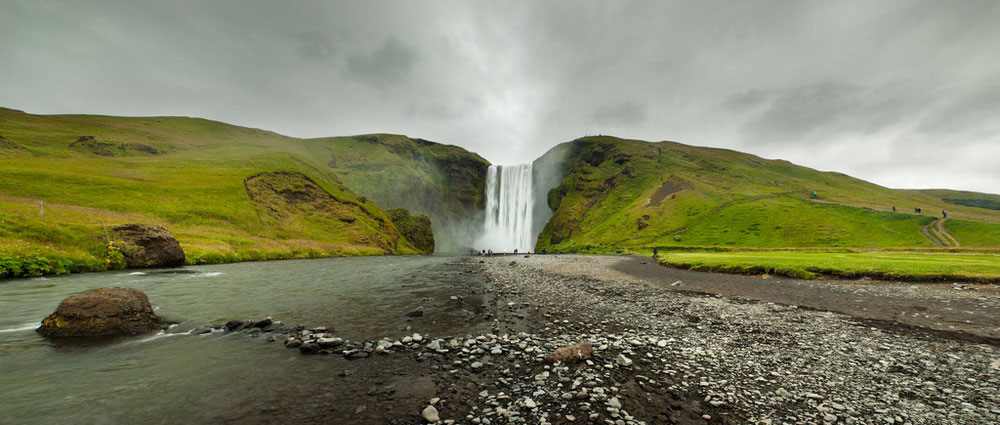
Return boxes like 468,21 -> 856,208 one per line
112,224 -> 185,267
37,287 -> 161,337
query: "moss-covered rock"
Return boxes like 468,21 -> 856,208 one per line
36,287 -> 160,337
387,208 -> 434,254
112,224 -> 185,268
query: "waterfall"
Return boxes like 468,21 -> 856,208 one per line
478,164 -> 535,253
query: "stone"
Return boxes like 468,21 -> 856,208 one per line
110,224 -> 185,268
299,343 -> 320,354
608,397 -> 622,409
615,354 -> 633,367
544,341 -> 594,364
422,405 -> 440,423
36,287 -> 160,337
427,339 -> 444,351
317,336 -> 344,348
224,319 -> 244,331
406,307 -> 425,317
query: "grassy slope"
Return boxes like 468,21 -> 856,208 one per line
652,250 -> 1000,282
0,107 -> 428,277
944,219 -> 1000,247
536,136 -> 1000,251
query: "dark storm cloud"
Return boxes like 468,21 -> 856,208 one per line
2,0 -> 999,192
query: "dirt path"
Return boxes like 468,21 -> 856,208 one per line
937,218 -> 961,246
922,220 -> 947,246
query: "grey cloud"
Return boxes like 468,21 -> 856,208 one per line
915,84 -> 1000,140
2,0 -> 999,193
592,101 -> 648,126
296,31 -> 337,63
733,82 -> 920,145
345,36 -> 418,87
723,89 -> 769,112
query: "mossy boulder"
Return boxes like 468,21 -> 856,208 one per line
387,208 -> 434,254
37,287 -> 160,337
111,224 -> 185,268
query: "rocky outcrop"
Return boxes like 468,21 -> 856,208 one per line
387,208 -> 435,254
112,224 -> 186,268
69,136 -> 163,156
0,134 -> 29,156
36,287 -> 160,337
243,171 -> 400,253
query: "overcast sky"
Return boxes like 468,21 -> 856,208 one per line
2,0 -> 999,193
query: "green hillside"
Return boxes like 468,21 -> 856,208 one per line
534,136 -> 1000,252
0,107 -> 477,277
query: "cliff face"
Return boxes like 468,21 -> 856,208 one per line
317,134 -> 490,252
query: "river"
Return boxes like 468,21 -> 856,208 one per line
0,256 -> 488,424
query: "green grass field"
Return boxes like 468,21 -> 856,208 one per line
650,250 -> 1000,282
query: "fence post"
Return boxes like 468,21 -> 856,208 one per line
100,218 -> 110,243
39,201 -> 44,218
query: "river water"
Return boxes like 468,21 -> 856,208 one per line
0,256 -> 486,424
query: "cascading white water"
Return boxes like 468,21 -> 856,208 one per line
477,164 -> 535,253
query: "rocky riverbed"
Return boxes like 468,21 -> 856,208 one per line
205,255 -> 999,424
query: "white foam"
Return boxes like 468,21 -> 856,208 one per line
127,271 -> 146,276
0,323 -> 38,333
193,272 -> 223,277
136,329 -> 192,343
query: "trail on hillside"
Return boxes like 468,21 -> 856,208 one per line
935,218 -> 961,247
807,198 -> 963,247
921,218 -> 962,247
921,220 -> 946,247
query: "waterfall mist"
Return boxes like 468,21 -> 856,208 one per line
476,164 -> 535,252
